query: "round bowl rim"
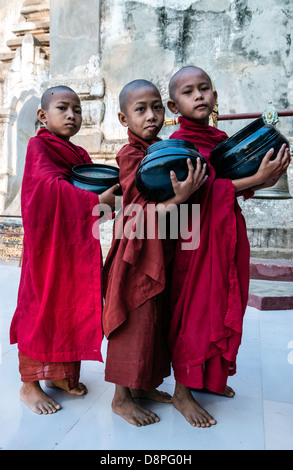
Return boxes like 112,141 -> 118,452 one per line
72,163 -> 119,185
210,117 -> 279,156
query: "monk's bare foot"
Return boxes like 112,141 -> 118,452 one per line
194,385 -> 235,398
130,388 -> 172,403
173,381 -> 216,428
20,382 -> 61,415
45,379 -> 88,396
220,385 -> 235,397
112,385 -> 160,427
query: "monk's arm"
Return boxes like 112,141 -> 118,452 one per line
156,158 -> 207,215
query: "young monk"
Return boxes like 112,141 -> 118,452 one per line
10,85 -> 118,415
166,65 -> 291,428
102,79 -> 207,427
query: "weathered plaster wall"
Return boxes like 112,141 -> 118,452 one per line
0,0 -> 292,257
98,0 -> 293,257
47,0 -> 105,162
100,0 -> 293,142
50,0 -> 100,76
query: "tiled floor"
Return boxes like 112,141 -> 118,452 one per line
0,261 -> 293,450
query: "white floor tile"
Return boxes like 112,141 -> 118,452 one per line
0,264 -> 292,450
260,348 -> 293,403
263,400 -> 293,450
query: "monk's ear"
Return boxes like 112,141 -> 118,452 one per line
118,111 -> 129,128
37,108 -> 47,124
167,100 -> 179,115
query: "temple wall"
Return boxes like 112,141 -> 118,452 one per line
100,1 -> 293,139
0,0 -> 292,258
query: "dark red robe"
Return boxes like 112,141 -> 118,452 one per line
168,116 -> 251,392
102,129 -> 173,389
10,128 -> 103,364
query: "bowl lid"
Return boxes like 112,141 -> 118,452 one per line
144,139 -> 199,156
139,140 -> 203,170
72,163 -> 119,184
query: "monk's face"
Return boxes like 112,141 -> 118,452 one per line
119,86 -> 165,140
38,89 -> 82,141
168,68 -> 217,125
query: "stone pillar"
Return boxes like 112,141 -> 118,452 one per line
48,0 -> 104,159
0,110 -> 13,213
0,32 -> 48,215
0,0 -> 50,216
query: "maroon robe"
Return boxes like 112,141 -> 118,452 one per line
10,128 -> 103,364
168,116 -> 251,392
18,352 -> 81,389
102,129 -> 173,389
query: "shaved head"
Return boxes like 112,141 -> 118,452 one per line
41,85 -> 78,110
168,66 -> 213,100
119,79 -> 160,113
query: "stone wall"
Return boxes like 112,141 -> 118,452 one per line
0,0 -> 49,215
100,1 -> 293,140
0,0 -> 292,258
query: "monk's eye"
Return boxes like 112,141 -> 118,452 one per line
57,106 -> 66,110
136,107 -> 145,112
75,109 -> 82,114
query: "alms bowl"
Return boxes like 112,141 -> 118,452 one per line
71,163 -> 122,195
135,139 -> 208,202
210,117 -> 289,179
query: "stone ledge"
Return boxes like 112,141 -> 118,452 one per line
250,257 -> 293,281
248,279 -> 293,310
248,292 -> 293,310
250,247 -> 293,260
249,259 -> 293,310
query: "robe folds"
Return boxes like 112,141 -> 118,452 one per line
10,128 -> 103,363
18,352 -> 81,389
168,116 -> 251,391
102,129 -> 173,389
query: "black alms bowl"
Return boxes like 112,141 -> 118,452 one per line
71,163 -> 122,195
210,117 -> 289,179
136,139 -> 208,202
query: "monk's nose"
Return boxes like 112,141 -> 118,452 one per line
146,110 -> 156,121
194,90 -> 204,101
67,109 -> 76,120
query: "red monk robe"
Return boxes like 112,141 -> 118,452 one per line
10,128 -> 103,384
103,129 -> 174,390
168,116 -> 251,393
